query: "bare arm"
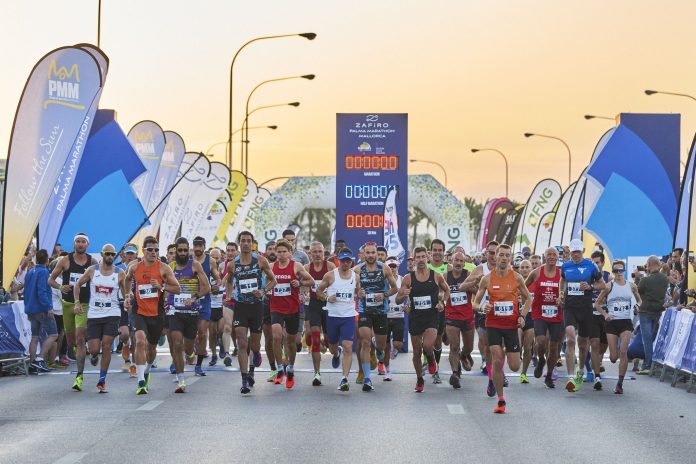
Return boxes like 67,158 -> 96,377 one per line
594,286 -> 611,317
460,266 -> 482,292
295,262 -> 314,287
435,273 -> 450,312
525,268 -> 540,288
395,274 -> 411,306
315,271 -> 335,302
473,274 -> 491,312
630,283 -> 642,307
383,265 -> 398,298
161,264 -> 181,294
48,256 -> 69,293
73,266 -> 95,303
192,260 -> 211,298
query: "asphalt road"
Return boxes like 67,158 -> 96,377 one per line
1,343 -> 694,464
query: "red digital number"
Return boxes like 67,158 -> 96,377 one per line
345,214 -> 384,229
344,155 -> 398,171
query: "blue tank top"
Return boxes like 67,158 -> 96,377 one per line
359,261 -> 388,314
234,254 -> 263,304
200,255 -> 211,304
168,257 -> 200,313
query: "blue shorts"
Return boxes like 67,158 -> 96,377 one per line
198,299 -> 212,321
28,312 -> 58,337
326,315 -> 356,345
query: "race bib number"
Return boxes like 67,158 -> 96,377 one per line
388,304 -> 403,314
274,283 -> 291,297
93,286 -> 113,309
366,293 -> 383,307
335,289 -> 353,302
239,278 -> 258,294
610,302 -> 631,318
567,282 -> 583,296
70,272 -> 86,288
174,293 -> 192,307
138,284 -> 157,299
413,295 -> 432,310
493,301 -> 514,316
312,280 -> 322,292
541,305 -> 558,318
450,292 -> 468,306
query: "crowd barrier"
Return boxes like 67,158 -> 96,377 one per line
650,306 -> 696,392
0,302 -> 31,375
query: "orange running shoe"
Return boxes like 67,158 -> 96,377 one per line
285,370 -> 295,389
274,369 -> 285,385
493,400 -> 506,414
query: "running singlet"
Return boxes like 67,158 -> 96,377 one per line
592,270 -> 611,315
485,270 -> 519,329
324,269 -> 356,318
271,260 -> 300,314
133,260 -> 163,317
427,262 -> 448,275
210,273 -> 223,308
168,258 -> 200,314
445,270 -> 473,321
233,255 -> 263,304
532,267 -> 562,322
62,252 -> 91,303
605,281 -> 634,320
308,261 -> 329,302
88,265 -> 121,318
359,262 -> 388,314
561,258 -> 601,308
388,275 -> 405,319
409,269 -> 440,314
200,255 -> 212,305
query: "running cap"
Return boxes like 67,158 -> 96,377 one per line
386,257 -> 399,267
192,236 -> 206,246
123,243 -> 138,254
569,239 -> 584,252
337,250 -> 353,261
521,246 -> 532,256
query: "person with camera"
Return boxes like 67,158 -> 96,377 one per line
636,256 -> 669,375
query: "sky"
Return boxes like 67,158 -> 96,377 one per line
2,0 -> 695,203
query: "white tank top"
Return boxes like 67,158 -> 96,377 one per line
325,268 -> 357,318
388,275 -> 404,319
210,274 -> 223,308
605,281 -> 634,321
88,265 -> 121,318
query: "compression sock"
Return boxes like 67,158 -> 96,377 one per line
362,362 -> 371,380
434,348 -> 442,366
99,369 -> 107,383
196,355 -> 204,367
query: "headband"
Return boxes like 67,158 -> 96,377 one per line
74,234 -> 90,243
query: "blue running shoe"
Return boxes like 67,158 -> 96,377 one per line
252,351 -> 262,368
585,371 -> 595,383
195,365 -> 206,376
169,363 -> 176,374
208,355 -> 218,367
332,346 -> 342,369
486,379 -> 496,397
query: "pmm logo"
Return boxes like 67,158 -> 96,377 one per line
132,129 -> 155,154
44,60 -> 84,109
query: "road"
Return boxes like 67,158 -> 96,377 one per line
1,344 -> 694,464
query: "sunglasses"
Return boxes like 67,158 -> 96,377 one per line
145,247 -> 159,253
177,248 -> 189,253
612,268 -> 625,273
102,252 -> 116,257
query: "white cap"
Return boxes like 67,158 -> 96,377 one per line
569,239 -> 584,252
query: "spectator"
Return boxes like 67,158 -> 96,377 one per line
23,249 -> 58,373
636,255 -> 669,374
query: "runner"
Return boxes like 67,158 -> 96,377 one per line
589,250 -> 612,380
124,236 -> 180,394
220,241 -> 239,366
396,246 -> 450,393
73,244 -> 126,393
526,247 -> 563,388
226,231 -> 276,394
384,257 -> 405,381
261,241 -> 279,381
48,233 -> 97,391
192,236 -> 222,376
595,261 -> 642,394
473,244 -> 531,413
559,239 -> 606,393
427,239 -> 449,384
118,243 -> 139,377
269,239 -> 313,389
305,242 -> 335,386
517,259 -> 535,383
316,248 -> 360,391
166,244 -> 176,264
355,242 -> 398,392
208,248 -> 224,366
444,251 -> 474,389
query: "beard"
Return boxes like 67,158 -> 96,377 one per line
266,253 -> 277,262
176,254 -> 189,265
194,249 -> 203,257
104,257 -> 114,266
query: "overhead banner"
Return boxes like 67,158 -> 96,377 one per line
228,178 -> 258,245
180,162 -> 230,240
159,153 -> 209,247
1,45 -> 105,283
213,170 -> 247,247
513,179 -> 562,253
548,182 -> 576,247
127,120 -> 166,212
383,187 -> 407,263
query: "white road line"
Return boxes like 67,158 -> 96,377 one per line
447,404 -> 466,415
53,452 -> 88,464
137,400 -> 163,411
187,376 -> 200,385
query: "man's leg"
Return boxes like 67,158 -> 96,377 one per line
639,314 -> 657,369
564,325 -> 577,375
358,326 -> 373,382
521,328 -> 534,376
446,325 -> 461,373
170,330 -> 185,374
411,333 -> 424,378
195,319 -> 208,372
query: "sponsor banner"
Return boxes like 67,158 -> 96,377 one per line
674,135 -> 696,250
159,153 -> 209,247
1,46 -> 104,283
0,303 -> 26,355
498,204 -> 524,246
482,198 -> 510,248
562,174 -> 586,246
197,200 -> 228,247
533,211 -> 555,252
180,162 -> 230,240
242,188 -> 271,232
127,121 -> 166,212
383,187 -> 407,264
228,178 -> 258,244
488,200 -> 514,244
213,170 -> 247,247
513,179 -> 561,253
548,182 -> 576,247
478,199 -> 497,250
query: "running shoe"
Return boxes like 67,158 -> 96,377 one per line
186,352 -> 195,365
370,351 -> 378,370
356,370 -> 364,384
252,351 -> 262,368
426,353 -> 437,375
493,400 -> 506,414
362,379 -> 374,392
232,347 -> 238,356
208,355 -> 218,367
90,354 -> 99,366
169,363 -> 176,374
414,377 -> 425,393
593,377 -> 602,391
532,355 -> 538,367
312,372 -> 322,386
391,347 -> 398,359
574,369 -> 584,387
285,370 -> 295,389
544,375 -> 555,389
121,362 -> 131,372
136,380 -> 148,395
432,372 -> 442,384
248,372 -> 256,388
332,346 -> 342,369
240,382 -> 251,395
556,359 -> 563,367
195,365 -> 206,377
461,354 -> 472,372
267,369 -> 278,382
274,369 -> 285,385
144,371 -> 151,389
378,362 -> 386,375
175,380 -> 186,393
72,374 -> 83,392
520,373 -> 529,384
338,377 -> 349,391
614,383 -> 623,394
31,360 -> 51,372
151,358 -> 158,369
565,378 -> 578,393
534,355 -> 546,379
449,374 -> 461,389
480,364 -> 487,374
585,371 -> 595,383
129,364 -> 137,378
503,376 -> 509,388
59,356 -> 70,366
486,379 -> 496,397
384,370 -> 392,382
636,368 -> 650,375
223,355 -> 232,367
97,381 -> 107,393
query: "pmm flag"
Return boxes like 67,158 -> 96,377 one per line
383,187 -> 407,264
513,179 -> 561,253
127,120 -> 166,212
180,162 -> 230,240
1,46 -> 104,283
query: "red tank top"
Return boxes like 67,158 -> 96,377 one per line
308,261 -> 329,300
271,260 -> 299,314
532,267 -> 562,322
445,270 -> 473,321
485,270 -> 519,329
133,260 -> 163,317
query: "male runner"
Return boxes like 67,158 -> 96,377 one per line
118,243 -> 139,376
444,251 -> 474,389
124,236 -> 180,394
225,231 -> 276,394
74,244 -> 125,392
166,244 -> 176,264
376,246 -> 388,263
261,241 -> 280,381
559,239 -> 606,392
588,250 -> 612,379
517,259 -> 535,383
208,248 -> 224,366
48,232 -> 97,391
384,257 -> 405,381
316,248 -> 360,391
427,239 -> 450,384
269,239 -> 313,388
396,247 -> 450,393
221,241 -> 239,366
305,241 -> 335,386
192,236 -> 222,376
473,244 -> 531,413
282,229 -> 310,265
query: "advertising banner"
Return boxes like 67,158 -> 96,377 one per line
127,120 -> 166,212
513,179 -> 561,253
383,187 -> 407,263
180,162 -> 230,240
197,200 -> 227,247
213,170 -> 248,247
548,182 -> 576,247
228,178 -> 258,245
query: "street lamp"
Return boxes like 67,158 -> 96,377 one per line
471,148 -> 509,197
243,75 -> 315,175
584,115 -> 615,121
207,126 -> 277,158
644,89 -> 696,102
227,32 -> 316,167
409,159 -> 447,187
524,132 -> 572,187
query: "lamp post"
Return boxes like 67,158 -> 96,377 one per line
242,101 -> 301,173
227,32 -> 316,168
409,159 -> 447,187
644,89 -> 696,102
243,75 -> 314,175
206,126 -> 277,158
584,115 -> 615,121
524,132 -> 572,187
471,148 -> 509,197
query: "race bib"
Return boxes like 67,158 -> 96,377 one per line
239,278 -> 258,294
335,289 -> 353,302
388,304 -> 403,314
541,305 -> 558,318
138,284 -> 158,299
366,293 -> 383,307
610,301 -> 631,318
493,301 -> 514,316
174,293 -> 192,307
312,280 -> 322,292
413,295 -> 432,310
93,285 -> 113,309
567,282 -> 583,296
70,272 -> 86,288
274,283 -> 291,297
450,292 -> 468,306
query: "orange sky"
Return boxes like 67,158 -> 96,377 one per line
2,0 -> 695,203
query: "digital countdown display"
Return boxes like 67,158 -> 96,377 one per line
336,114 -> 408,269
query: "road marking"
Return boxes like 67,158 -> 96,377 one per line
53,452 -> 88,464
187,376 -> 200,385
447,404 -> 466,415
137,400 -> 163,411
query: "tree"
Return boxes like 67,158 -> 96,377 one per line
408,205 -> 433,249
463,197 -> 487,241
292,208 -> 335,246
